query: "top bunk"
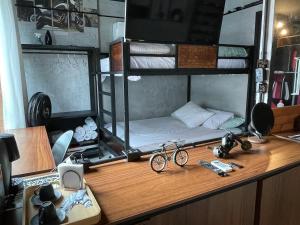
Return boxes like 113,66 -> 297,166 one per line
100,39 -> 254,77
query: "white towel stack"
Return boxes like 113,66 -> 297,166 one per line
73,117 -> 98,143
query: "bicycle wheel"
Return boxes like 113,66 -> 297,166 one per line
150,153 -> 167,172
173,150 -> 189,167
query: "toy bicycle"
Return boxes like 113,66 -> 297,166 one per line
149,141 -> 189,172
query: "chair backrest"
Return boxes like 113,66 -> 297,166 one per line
52,130 -> 74,166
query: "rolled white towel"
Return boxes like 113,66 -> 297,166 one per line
91,131 -> 98,140
73,132 -> 85,142
85,129 -> 93,136
85,117 -> 97,131
88,122 -> 97,131
75,126 -> 85,136
83,124 -> 91,132
84,133 -> 92,141
85,117 -> 95,125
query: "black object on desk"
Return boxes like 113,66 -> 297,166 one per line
0,134 -> 20,223
248,103 -> 274,143
198,160 -> 229,177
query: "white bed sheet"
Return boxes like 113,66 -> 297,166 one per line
218,59 -> 248,69
105,116 -> 242,152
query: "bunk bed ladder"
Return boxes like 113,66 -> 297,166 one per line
97,73 -> 117,136
96,52 -> 119,159
122,41 -> 141,161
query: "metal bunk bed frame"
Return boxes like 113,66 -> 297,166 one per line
96,38 -> 258,161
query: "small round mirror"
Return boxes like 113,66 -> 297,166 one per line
248,103 -> 274,143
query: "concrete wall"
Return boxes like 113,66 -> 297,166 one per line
103,76 -> 187,122
99,0 -> 125,53
105,0 -> 263,122
190,75 -> 249,117
23,53 -> 91,113
189,1 -> 263,119
220,5 -> 262,45
18,0 -> 262,119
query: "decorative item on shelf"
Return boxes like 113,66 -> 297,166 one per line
45,30 -> 52,45
277,100 -> 285,108
209,130 -> 252,158
149,140 -> 189,173
248,102 -> 274,144
33,32 -> 43,45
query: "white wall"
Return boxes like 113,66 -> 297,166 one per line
191,0 -> 263,118
99,0 -> 124,53
221,3 -> 262,45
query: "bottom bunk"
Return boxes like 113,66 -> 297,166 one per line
105,116 -> 244,152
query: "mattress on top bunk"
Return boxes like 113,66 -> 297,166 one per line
130,42 -> 176,55
105,116 -> 242,152
129,42 -> 248,57
100,57 -> 248,73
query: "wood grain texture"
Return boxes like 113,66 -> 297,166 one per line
135,182 -> 256,225
7,126 -> 55,177
111,42 -> 123,72
84,137 -> 300,225
272,105 -> 300,133
178,45 -> 217,68
273,131 -> 300,144
260,166 -> 300,225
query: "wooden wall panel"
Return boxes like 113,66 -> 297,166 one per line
178,45 -> 217,69
110,42 -> 123,71
136,182 -> 257,225
259,166 -> 300,225
272,105 -> 300,133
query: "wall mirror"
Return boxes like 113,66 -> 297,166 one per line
268,0 -> 300,108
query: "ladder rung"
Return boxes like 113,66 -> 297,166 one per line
100,91 -> 111,96
100,109 -> 112,116
93,71 -> 124,75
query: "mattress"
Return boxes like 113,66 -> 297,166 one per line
105,116 -> 242,152
100,57 -> 248,76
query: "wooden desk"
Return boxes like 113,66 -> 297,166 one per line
274,130 -> 300,143
7,126 -> 55,177
84,136 -> 300,225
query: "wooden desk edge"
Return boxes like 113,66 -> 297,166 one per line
107,159 -> 300,225
84,137 -> 300,225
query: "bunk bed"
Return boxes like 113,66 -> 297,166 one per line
92,0 -> 262,161
97,39 -> 256,158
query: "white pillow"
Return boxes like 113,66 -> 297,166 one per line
171,102 -> 215,128
202,108 -> 234,129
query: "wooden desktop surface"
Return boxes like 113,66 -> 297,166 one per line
84,136 -> 300,225
7,126 -> 55,177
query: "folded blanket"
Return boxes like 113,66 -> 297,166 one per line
218,46 -> 248,57
130,42 -> 175,55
